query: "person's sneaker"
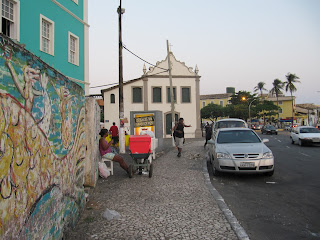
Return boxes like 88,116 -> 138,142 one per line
177,152 -> 181,157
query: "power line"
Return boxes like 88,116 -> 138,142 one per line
89,69 -> 169,89
122,43 -> 169,71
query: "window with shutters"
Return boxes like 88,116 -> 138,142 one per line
167,87 -> 176,103
132,87 -> 142,103
110,94 -> 115,104
181,87 -> 191,103
40,14 -> 54,55
1,0 -> 19,40
152,87 -> 162,103
68,32 -> 79,65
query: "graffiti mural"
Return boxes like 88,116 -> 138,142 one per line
0,35 -> 85,239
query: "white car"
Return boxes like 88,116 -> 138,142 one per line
208,128 -> 274,176
290,126 -> 320,146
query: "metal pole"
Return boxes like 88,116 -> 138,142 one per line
166,40 -> 175,146
118,0 -> 125,153
249,99 -> 256,124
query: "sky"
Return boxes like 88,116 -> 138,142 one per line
88,0 -> 320,105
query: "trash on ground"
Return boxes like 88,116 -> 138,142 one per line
266,182 -> 277,184
98,162 -> 110,178
102,208 -> 121,221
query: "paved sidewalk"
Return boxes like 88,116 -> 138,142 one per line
64,140 -> 237,240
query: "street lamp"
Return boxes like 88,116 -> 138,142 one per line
248,99 -> 257,124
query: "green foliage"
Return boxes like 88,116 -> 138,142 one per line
229,91 -> 257,105
201,103 -> 224,121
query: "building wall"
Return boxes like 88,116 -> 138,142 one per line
103,77 -> 198,138
0,35 -> 85,239
201,98 -> 230,108
19,0 -> 88,92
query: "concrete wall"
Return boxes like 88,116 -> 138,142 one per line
84,97 -> 100,187
0,35 -> 85,239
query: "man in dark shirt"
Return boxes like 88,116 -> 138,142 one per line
204,122 -> 212,148
173,118 -> 191,157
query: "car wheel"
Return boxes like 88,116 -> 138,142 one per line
264,170 -> 274,176
212,163 -> 221,177
298,139 -> 304,146
275,132 -> 278,135
291,138 -> 294,144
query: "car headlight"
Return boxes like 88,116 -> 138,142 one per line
262,152 -> 273,159
216,152 -> 231,159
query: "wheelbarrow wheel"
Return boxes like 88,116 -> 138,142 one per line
149,164 -> 153,178
128,165 -> 133,178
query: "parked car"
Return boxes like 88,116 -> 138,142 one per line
212,118 -> 248,140
207,128 -> 274,176
261,125 -> 278,135
316,124 -> 320,130
290,126 -> 320,146
251,124 -> 261,130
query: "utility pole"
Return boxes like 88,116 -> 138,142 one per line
166,40 -> 175,146
118,0 -> 125,153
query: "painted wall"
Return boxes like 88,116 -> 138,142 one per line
201,98 -> 230,109
0,35 -> 85,239
84,97 -> 100,188
20,0 -> 86,89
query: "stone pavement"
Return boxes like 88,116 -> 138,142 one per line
64,139 -> 237,240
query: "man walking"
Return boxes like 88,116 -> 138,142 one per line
109,122 -> 119,146
173,118 -> 191,157
204,122 -> 212,148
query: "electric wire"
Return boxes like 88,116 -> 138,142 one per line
122,43 -> 169,71
89,69 -> 169,89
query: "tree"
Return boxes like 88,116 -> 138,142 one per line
285,73 -> 300,126
255,100 -> 279,121
269,79 -> 284,125
254,82 -> 267,123
201,103 -> 224,122
254,82 -> 267,98
229,91 -> 256,105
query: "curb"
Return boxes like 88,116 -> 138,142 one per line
202,159 -> 250,240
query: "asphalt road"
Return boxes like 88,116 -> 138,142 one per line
207,131 -> 320,240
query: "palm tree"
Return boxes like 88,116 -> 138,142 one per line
254,82 -> 267,123
270,79 -> 284,126
254,81 -> 267,98
285,73 -> 300,127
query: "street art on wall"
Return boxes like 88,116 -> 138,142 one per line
0,35 -> 85,239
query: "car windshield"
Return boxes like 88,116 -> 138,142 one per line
265,125 -> 276,130
300,128 -> 320,133
217,121 -> 246,129
217,130 -> 261,144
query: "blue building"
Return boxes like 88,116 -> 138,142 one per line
0,0 -> 89,94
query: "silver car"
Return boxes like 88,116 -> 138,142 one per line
208,128 -> 274,176
290,126 -> 320,146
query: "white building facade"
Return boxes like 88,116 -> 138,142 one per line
101,52 -> 202,138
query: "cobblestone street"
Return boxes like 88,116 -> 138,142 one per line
64,140 -> 237,240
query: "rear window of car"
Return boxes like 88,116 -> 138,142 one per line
300,128 -> 320,133
217,130 -> 261,144
217,121 -> 246,129
266,125 -> 276,130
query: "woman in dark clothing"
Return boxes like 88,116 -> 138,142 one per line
204,122 -> 212,148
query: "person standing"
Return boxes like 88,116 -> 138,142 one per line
109,122 -> 119,146
173,118 -> 191,157
204,122 -> 212,148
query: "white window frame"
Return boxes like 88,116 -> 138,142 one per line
40,14 -> 54,56
72,0 -> 78,4
278,101 -> 283,105
278,108 -> 283,114
220,100 -> 224,107
202,101 -> 206,108
68,31 -> 79,66
0,0 -> 20,41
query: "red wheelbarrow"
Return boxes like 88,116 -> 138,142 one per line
128,135 -> 153,178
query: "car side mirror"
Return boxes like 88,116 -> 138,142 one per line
262,139 -> 269,143
207,139 -> 215,145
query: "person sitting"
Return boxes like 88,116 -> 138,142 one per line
99,129 -> 129,174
